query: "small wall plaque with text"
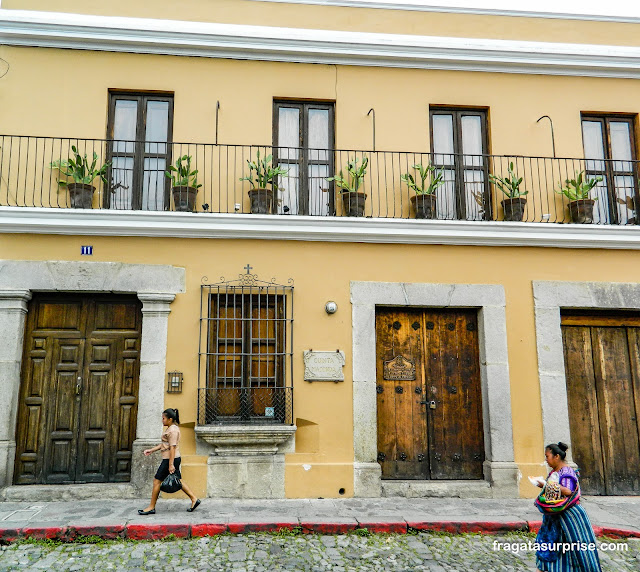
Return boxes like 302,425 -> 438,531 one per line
303,350 -> 346,382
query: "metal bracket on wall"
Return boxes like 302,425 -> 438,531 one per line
367,108 -> 375,151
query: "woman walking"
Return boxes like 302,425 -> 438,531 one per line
534,442 -> 601,572
138,408 -> 201,515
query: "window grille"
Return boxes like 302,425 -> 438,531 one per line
198,269 -> 294,425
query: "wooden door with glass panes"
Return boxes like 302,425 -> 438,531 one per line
14,294 -> 141,485
273,101 -> 334,216
581,115 -> 639,225
375,307 -> 485,480
107,93 -> 174,211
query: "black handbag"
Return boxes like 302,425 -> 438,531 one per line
160,472 -> 182,493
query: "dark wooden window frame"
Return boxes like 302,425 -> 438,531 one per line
272,100 -> 335,215
106,92 -> 174,210
581,113 -> 639,225
429,107 -> 491,221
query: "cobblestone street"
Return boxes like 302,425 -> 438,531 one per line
1,532 -> 639,571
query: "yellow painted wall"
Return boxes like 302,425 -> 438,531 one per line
2,232 -> 640,497
1,46 -> 639,156
5,0 -> 640,47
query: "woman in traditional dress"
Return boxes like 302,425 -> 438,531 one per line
535,442 -> 601,572
138,408 -> 201,515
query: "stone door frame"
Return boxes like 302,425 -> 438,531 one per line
533,281 -> 640,464
0,260 -> 185,495
350,281 -> 518,498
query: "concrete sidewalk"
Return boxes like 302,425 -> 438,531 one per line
0,497 -> 639,542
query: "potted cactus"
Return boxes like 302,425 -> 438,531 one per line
49,146 -> 111,209
240,150 -> 289,214
401,163 -> 444,219
489,162 -> 528,222
165,155 -> 202,212
327,156 -> 368,217
556,171 -> 603,224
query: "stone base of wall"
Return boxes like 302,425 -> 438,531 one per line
131,439 -> 162,497
382,480 -> 492,498
0,483 -> 138,501
207,454 -> 286,499
353,462 -> 382,497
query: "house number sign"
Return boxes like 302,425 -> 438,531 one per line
383,355 -> 416,381
303,350 -> 346,382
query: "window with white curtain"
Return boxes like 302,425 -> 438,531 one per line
581,114 -> 638,225
107,93 -> 173,211
273,101 -> 334,216
430,108 -> 490,221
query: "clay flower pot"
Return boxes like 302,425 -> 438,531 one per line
67,183 -> 95,209
568,199 -> 595,224
172,186 -> 199,212
341,191 -> 367,217
501,197 -> 527,222
248,188 -> 274,214
411,194 -> 437,219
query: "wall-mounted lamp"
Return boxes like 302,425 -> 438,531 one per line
167,371 -> 183,393
325,301 -> 338,314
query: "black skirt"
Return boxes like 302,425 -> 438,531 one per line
154,457 -> 181,481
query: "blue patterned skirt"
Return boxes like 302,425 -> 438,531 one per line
536,504 -> 602,571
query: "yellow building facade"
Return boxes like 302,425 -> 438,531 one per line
1,1 -> 640,500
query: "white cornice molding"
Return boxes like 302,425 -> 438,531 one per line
1,9 -> 640,77
245,0 -> 640,24
1,207 -> 639,250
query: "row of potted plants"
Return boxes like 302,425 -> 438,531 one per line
49,148 -> 603,223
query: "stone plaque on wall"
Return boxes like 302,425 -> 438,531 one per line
303,350 -> 346,382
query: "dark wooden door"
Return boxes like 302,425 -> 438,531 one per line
562,313 -> 640,495
376,307 -> 485,480
14,294 -> 142,485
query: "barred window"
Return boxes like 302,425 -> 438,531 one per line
198,272 -> 293,425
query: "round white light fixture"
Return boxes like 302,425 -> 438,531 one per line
325,301 -> 338,314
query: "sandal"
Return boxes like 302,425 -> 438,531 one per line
187,499 -> 201,513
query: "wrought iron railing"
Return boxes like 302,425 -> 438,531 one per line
197,387 -> 294,425
0,135 -> 638,225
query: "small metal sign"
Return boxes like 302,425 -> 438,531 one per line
81,246 -> 93,255
383,355 -> 416,381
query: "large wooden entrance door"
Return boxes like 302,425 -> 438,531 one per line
562,313 -> 640,495
14,294 -> 142,485
375,308 -> 485,480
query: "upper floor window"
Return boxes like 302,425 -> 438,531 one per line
430,107 -> 490,221
107,92 -> 174,211
581,114 -> 638,225
273,100 -> 334,216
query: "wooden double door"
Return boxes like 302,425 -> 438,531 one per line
14,294 -> 142,485
376,307 -> 485,480
562,313 -> 640,495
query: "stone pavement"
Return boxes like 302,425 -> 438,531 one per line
0,496 -> 639,541
1,531 -> 639,571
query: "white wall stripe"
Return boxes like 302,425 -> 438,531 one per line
1,10 -> 640,78
1,207 -> 640,250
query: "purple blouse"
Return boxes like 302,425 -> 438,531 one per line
553,466 -> 578,492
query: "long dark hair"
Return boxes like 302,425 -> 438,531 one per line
163,408 -> 180,425
545,441 -> 568,460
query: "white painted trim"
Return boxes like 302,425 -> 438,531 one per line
2,10 -> 640,77
1,207 -> 640,249
244,0 -> 640,24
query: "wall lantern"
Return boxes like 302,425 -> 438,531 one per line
167,371 -> 183,393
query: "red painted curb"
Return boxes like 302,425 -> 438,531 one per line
358,521 -> 407,534
22,526 -> 67,541
528,521 -> 543,534
599,527 -> 640,539
125,524 -> 190,540
300,522 -> 358,534
0,528 -> 22,543
67,525 -> 125,541
190,523 -> 227,537
227,522 -> 298,534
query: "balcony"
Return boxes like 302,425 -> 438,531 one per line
0,135 -> 638,226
